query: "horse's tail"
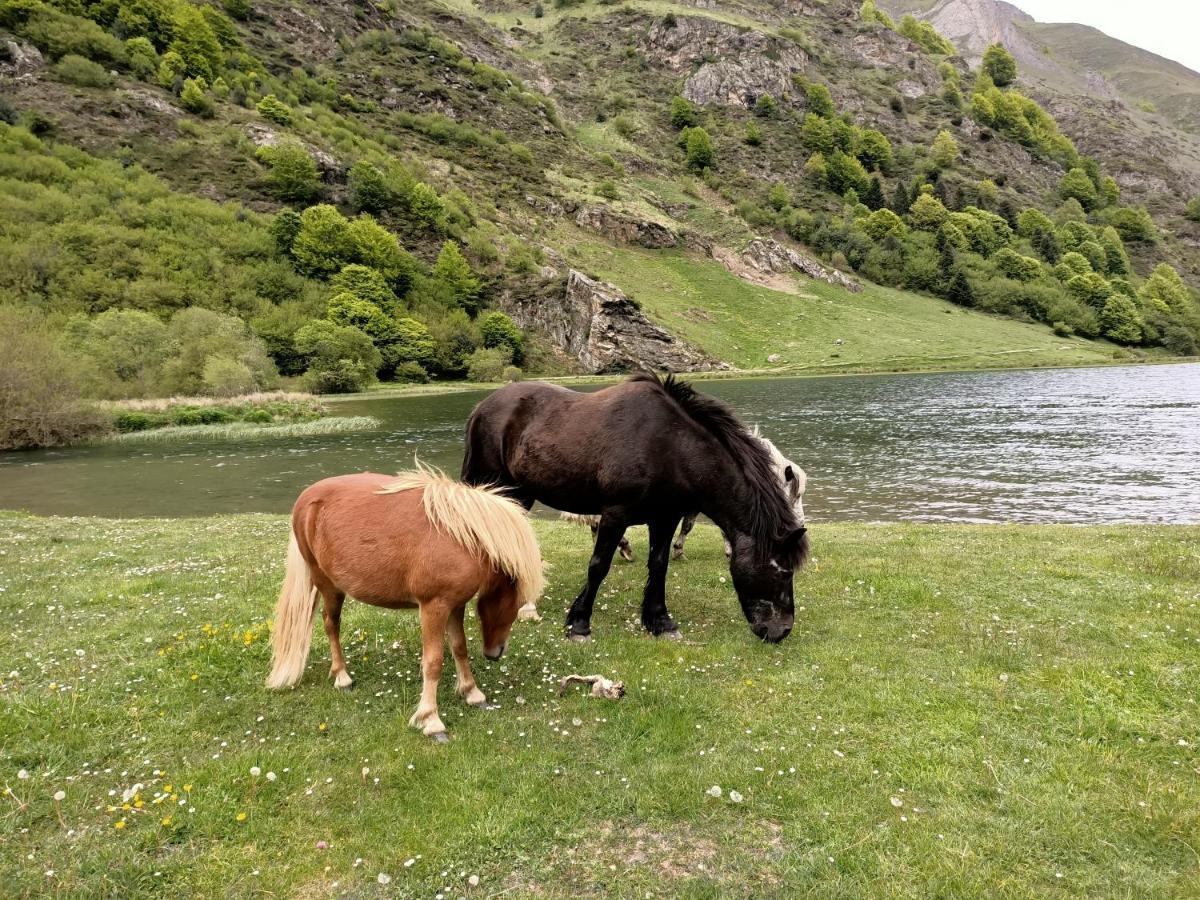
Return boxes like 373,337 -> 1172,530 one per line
460,407 -> 486,485
266,530 -> 320,690
379,464 -> 546,609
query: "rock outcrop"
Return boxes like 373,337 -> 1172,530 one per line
740,238 -> 863,292
644,16 -> 807,109
1,40 -> 43,78
574,205 -> 679,249
501,270 -> 722,373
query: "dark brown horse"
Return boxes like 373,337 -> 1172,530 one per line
462,373 -> 808,643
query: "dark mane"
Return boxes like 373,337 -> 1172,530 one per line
630,372 -> 800,556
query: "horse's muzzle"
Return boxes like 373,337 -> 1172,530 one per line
751,620 -> 793,644
484,643 -> 507,661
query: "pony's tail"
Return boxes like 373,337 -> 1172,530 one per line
266,531 -> 320,689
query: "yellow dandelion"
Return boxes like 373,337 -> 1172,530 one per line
318,722 -> 327,732
164,785 -> 172,793
134,800 -> 144,809
190,674 -> 199,682
183,784 -> 193,793
121,803 -> 131,812
114,820 -> 126,830
161,816 -> 173,827
236,811 -> 248,823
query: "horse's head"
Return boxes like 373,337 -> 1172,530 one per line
477,583 -> 520,660
729,527 -> 809,643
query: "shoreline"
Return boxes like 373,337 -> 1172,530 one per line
327,354 -> 1199,402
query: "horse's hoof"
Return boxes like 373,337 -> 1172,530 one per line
655,629 -> 683,641
567,632 -> 593,643
429,731 -> 451,744
336,682 -> 354,692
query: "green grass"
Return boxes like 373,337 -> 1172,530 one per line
2,513 -> 1198,896
563,235 -> 1130,372
94,416 -> 380,444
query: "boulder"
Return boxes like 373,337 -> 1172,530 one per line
575,205 -> 679,249
740,238 -> 862,292
501,270 -> 723,374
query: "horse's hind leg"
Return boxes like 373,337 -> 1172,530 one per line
672,515 -> 697,560
409,598 -> 451,739
320,589 -> 352,690
448,603 -> 487,707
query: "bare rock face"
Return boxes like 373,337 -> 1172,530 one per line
1,40 -> 44,78
645,16 -> 807,109
741,238 -> 862,293
501,270 -> 723,374
575,205 -> 679,249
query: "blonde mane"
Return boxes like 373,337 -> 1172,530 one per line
378,464 -> 545,607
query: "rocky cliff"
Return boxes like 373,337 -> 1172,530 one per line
501,270 -> 722,374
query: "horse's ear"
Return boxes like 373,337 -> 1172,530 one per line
784,465 -> 795,482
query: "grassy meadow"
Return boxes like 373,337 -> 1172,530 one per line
2,513 -> 1198,896
564,237 -> 1133,374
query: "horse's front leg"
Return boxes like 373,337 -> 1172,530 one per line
643,515 -> 683,637
672,514 -> 697,560
409,599 -> 451,741
447,604 -> 487,707
566,517 -> 626,640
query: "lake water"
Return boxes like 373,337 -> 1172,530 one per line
1,364 -> 1198,523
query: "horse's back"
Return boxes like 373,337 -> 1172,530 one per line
291,473 -> 485,607
463,377 -> 692,516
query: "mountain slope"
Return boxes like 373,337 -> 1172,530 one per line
1,0 -> 1198,407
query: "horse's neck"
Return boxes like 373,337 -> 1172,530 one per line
694,444 -> 756,539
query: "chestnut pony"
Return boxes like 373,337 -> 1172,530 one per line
266,466 -> 544,740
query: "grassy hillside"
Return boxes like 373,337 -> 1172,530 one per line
2,512 -> 1198,896
566,235 -> 1122,372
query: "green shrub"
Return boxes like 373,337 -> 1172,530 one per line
1185,198 -> 1200,223
21,8 -> 127,66
114,411 -> 157,432
257,144 -> 321,203
466,346 -> 512,382
256,93 -> 293,126
348,160 -> 393,213
125,37 -> 159,80
432,241 -> 481,313
479,311 -> 524,363
1106,206 -> 1157,243
0,307 -> 109,449
930,129 -> 958,168
669,96 -> 697,129
799,83 -> 832,119
393,361 -> 429,383
981,43 -> 1017,87
898,15 -> 954,55
683,127 -> 714,171
53,54 -> 113,88
595,179 -> 620,200
180,77 -> 214,117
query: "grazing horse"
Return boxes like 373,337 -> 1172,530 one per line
462,373 -> 808,643
266,466 -> 544,740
